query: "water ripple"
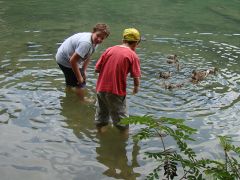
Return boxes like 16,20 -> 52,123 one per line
0,29 -> 240,179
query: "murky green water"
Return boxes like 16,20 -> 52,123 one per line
0,0 -> 239,179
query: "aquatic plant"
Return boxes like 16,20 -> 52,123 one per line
121,116 -> 240,180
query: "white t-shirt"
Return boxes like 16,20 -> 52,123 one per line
56,32 -> 97,68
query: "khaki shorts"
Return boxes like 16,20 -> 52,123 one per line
95,92 -> 129,129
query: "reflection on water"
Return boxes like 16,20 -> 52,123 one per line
60,91 -> 142,179
60,90 -> 96,140
96,129 -> 140,180
0,0 -> 240,179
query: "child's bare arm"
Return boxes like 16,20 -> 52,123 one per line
133,77 -> 140,94
82,58 -> 90,80
70,52 -> 84,84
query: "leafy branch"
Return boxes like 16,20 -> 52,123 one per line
121,115 -> 240,180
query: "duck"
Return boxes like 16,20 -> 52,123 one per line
166,54 -> 178,64
163,82 -> 184,89
191,67 -> 217,83
191,70 -> 208,82
207,67 -> 218,74
159,71 -> 172,79
167,54 -> 177,60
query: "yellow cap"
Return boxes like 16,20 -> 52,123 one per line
123,28 -> 140,41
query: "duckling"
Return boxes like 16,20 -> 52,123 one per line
163,82 -> 184,89
191,67 -> 218,83
176,62 -> 180,72
159,71 -> 172,79
191,70 -> 208,82
166,54 -> 178,64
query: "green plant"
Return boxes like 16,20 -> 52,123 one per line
204,136 -> 240,179
121,115 -> 240,180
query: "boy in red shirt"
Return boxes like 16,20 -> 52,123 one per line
95,28 -> 141,131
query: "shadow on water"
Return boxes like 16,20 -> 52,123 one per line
59,90 -> 141,179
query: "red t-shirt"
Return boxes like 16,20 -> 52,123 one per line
95,45 -> 141,96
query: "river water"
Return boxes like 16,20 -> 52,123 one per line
0,0 -> 239,179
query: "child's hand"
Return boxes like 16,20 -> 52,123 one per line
77,76 -> 84,85
132,86 -> 139,95
82,71 -> 87,81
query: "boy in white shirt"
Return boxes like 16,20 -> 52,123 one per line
56,23 -> 110,100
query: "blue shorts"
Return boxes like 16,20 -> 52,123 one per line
58,63 -> 86,88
